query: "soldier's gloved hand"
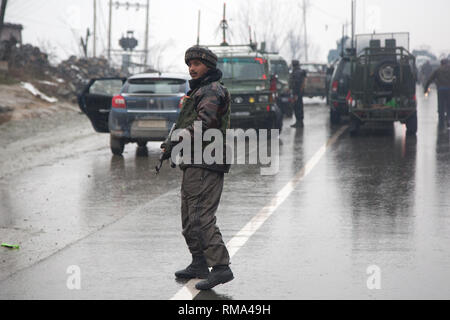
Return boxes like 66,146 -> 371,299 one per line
160,142 -> 172,161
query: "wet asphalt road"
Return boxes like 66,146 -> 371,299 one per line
0,89 -> 449,300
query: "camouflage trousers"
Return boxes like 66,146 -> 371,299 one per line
181,167 -> 230,267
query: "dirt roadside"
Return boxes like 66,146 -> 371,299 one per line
0,83 -> 79,124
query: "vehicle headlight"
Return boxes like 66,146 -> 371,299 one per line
234,96 -> 244,104
258,95 -> 269,103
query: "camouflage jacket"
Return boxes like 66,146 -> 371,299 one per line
176,68 -> 231,173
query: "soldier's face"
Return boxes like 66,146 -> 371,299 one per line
188,59 -> 209,80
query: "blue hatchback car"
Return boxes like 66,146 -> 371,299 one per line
78,73 -> 190,155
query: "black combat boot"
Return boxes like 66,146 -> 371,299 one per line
290,121 -> 304,128
195,265 -> 234,290
175,255 -> 209,280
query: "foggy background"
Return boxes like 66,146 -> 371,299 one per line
4,0 -> 450,72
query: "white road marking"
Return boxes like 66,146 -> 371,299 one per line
170,126 -> 348,300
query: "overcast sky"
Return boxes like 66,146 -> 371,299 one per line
4,0 -> 450,72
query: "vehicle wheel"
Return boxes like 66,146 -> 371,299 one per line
349,115 -> 361,136
137,141 -> 147,148
330,109 -> 341,125
406,114 -> 418,136
375,61 -> 399,88
110,135 -> 125,155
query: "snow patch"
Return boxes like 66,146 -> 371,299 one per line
20,82 -> 58,104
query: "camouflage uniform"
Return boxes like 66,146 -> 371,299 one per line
175,67 -> 232,268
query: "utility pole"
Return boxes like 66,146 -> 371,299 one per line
196,10 -> 201,46
0,0 -> 8,37
351,0 -> 356,49
108,0 -> 112,60
93,0 -> 97,57
302,0 -> 308,62
220,3 -> 228,46
362,0 -> 366,33
144,0 -> 149,66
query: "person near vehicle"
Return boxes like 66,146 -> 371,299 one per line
289,60 -> 307,128
161,46 -> 234,291
420,61 -> 433,87
424,59 -> 450,126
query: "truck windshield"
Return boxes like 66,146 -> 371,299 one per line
218,58 -> 266,80
123,78 -> 186,94
270,60 -> 289,80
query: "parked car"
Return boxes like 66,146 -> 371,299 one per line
212,45 -> 283,131
77,73 -> 190,155
301,63 -> 327,98
328,57 -> 352,124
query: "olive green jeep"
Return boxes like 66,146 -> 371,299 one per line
348,33 -> 418,135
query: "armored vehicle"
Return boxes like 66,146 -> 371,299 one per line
210,45 -> 283,131
348,33 -> 418,135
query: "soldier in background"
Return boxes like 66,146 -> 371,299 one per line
289,60 -> 307,128
424,59 -> 450,127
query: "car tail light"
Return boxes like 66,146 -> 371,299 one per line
332,81 -> 338,92
112,95 -> 126,109
266,105 -> 271,112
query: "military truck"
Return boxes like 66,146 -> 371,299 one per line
348,33 -> 418,135
302,63 -> 328,99
209,45 -> 283,131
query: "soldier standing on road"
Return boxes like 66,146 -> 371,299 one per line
161,46 -> 234,291
424,59 -> 450,127
289,60 -> 307,128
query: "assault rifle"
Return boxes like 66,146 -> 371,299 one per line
155,123 -> 177,174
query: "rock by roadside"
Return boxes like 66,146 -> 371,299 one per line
0,83 -> 79,125
1,41 -> 128,105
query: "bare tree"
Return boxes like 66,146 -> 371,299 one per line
285,29 -> 304,62
36,39 -> 59,66
147,39 -> 176,72
232,0 -> 308,62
